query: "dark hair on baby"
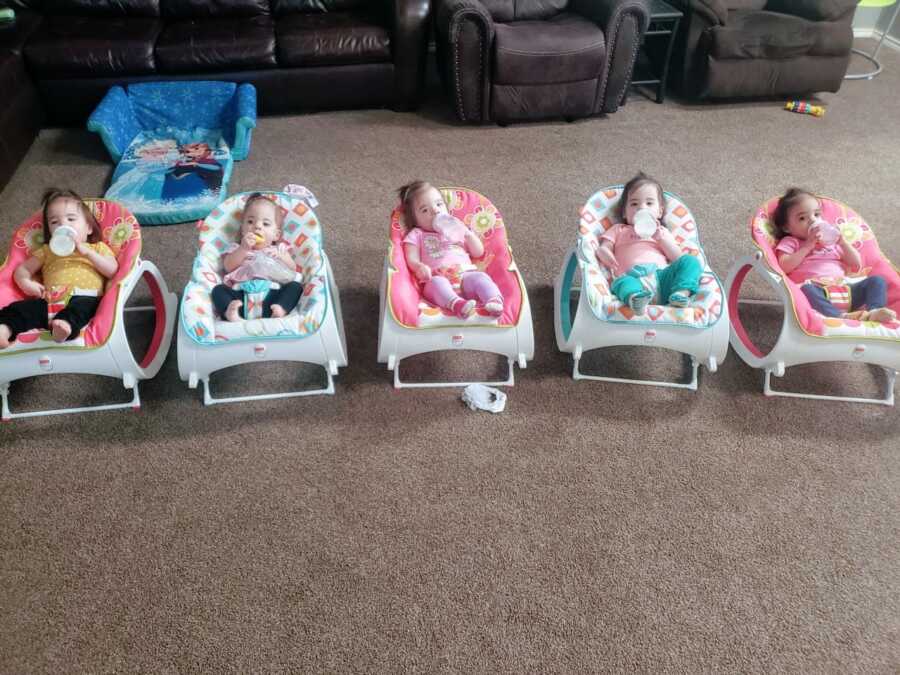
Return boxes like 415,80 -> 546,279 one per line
619,172 -> 665,222
397,180 -> 436,231
772,187 -> 817,238
41,188 -> 102,245
243,192 -> 284,229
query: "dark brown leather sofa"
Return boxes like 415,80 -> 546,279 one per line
433,0 -> 649,124
0,10 -> 42,193
6,0 -> 431,127
0,0 -> 430,192
667,0 -> 857,99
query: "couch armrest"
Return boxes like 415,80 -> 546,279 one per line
434,0 -> 494,122
0,8 -> 42,55
85,86 -> 139,164
667,0 -> 726,26
572,0 -> 650,113
225,83 -> 257,161
764,0 -> 857,22
391,0 -> 431,110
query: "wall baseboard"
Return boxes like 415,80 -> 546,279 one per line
853,28 -> 900,52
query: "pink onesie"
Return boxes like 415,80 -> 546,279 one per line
403,227 -> 501,311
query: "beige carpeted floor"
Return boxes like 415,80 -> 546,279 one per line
1,45 -> 899,672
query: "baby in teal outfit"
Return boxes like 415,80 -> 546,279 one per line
594,173 -> 701,315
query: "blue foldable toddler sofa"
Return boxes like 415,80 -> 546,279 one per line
87,81 -> 256,225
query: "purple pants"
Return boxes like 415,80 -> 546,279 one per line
423,271 -> 501,310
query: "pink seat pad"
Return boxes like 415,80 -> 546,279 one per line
751,196 -> 900,337
387,187 -> 523,329
0,200 -> 141,349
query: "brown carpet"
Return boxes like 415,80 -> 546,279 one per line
2,46 -> 899,672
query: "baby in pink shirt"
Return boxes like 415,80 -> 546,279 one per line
773,188 -> 896,323
594,173 -> 701,315
399,181 -> 503,319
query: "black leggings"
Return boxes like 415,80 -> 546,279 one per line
0,296 -> 101,341
211,281 -> 304,319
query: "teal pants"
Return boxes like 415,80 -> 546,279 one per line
610,254 -> 702,305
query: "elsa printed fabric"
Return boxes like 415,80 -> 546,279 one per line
577,188 -> 724,328
181,192 -> 329,345
106,127 -> 234,226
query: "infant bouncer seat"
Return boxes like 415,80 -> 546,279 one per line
726,196 -> 900,405
377,187 -> 534,388
554,186 -> 729,389
177,189 -> 348,404
0,200 -> 177,420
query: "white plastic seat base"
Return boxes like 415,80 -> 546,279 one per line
391,356 -> 516,389
0,260 -> 177,421
727,252 -> 900,406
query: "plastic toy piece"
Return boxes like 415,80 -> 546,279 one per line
785,100 -> 825,117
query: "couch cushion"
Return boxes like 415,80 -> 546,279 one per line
276,11 -> 391,67
710,9 -> 852,60
45,0 -> 160,17
155,15 -> 277,72
493,13 -> 605,85
271,0 -> 368,14
160,0 -> 270,18
24,16 -> 161,76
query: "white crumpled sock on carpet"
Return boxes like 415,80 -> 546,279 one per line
461,383 -> 507,413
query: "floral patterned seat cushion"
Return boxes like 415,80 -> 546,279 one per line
180,191 -> 329,345
387,188 -> 524,329
0,200 -> 141,353
751,197 -> 900,340
577,188 -> 724,327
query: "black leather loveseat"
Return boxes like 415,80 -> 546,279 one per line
4,0 -> 431,126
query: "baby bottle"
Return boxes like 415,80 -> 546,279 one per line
434,213 -> 467,242
49,225 -> 77,256
633,209 -> 658,240
811,219 -> 840,246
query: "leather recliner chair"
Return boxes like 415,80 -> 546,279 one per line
433,0 -> 649,124
667,0 -> 858,99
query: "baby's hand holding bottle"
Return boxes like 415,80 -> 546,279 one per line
434,213 -> 468,243
809,219 -> 840,247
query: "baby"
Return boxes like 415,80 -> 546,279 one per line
0,188 -> 119,348
399,181 -> 503,319
211,193 -> 303,321
595,172 -> 701,315
773,188 -> 896,323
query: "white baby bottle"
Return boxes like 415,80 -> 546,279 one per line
632,209 -> 658,240
49,225 -> 77,256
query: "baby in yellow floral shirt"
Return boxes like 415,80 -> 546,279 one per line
0,189 -> 119,348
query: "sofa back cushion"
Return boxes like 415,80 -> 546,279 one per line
160,0 -> 270,18
270,0 -> 369,14
724,0 -> 766,9
44,0 -> 161,16
481,0 -> 567,22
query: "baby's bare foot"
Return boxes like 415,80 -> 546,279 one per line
867,307 -> 897,323
224,300 -> 243,322
269,304 -> 286,318
50,319 -> 72,342
0,324 -> 11,349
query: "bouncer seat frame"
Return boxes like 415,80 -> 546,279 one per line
726,196 -> 900,406
377,187 -> 534,388
555,186 -> 729,390
0,200 -> 177,420
177,190 -> 348,405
